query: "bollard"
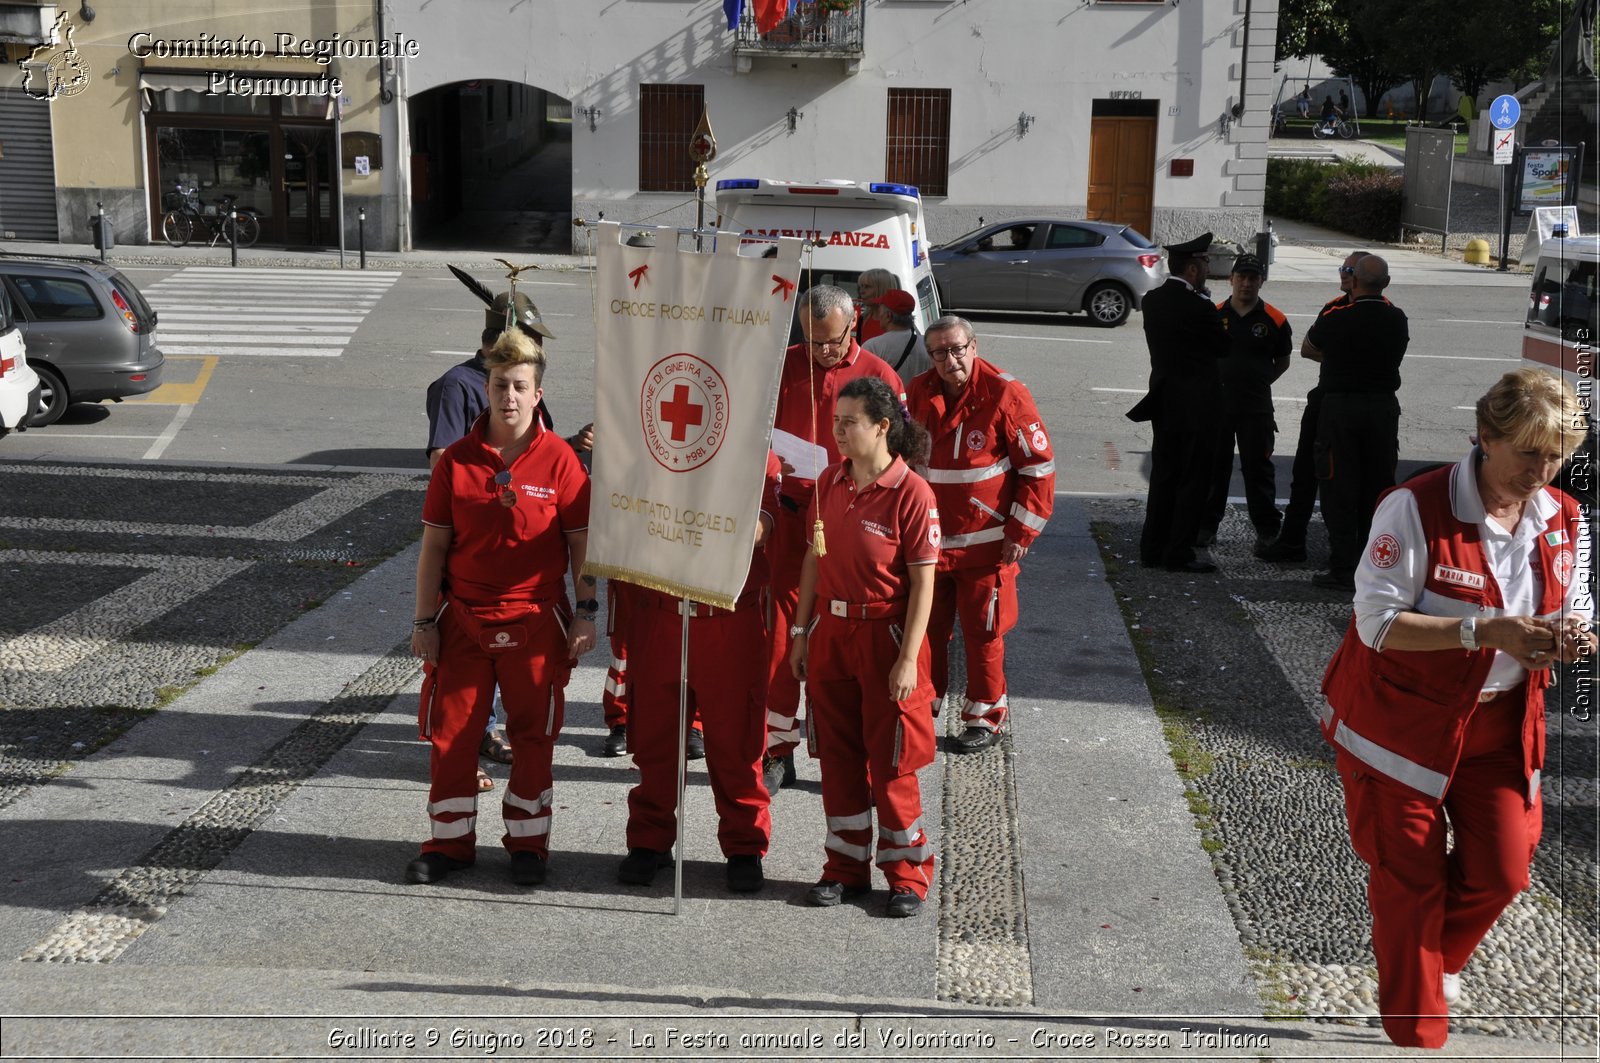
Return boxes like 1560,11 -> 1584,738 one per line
94,202 -> 109,263
358,207 -> 366,270
229,205 -> 238,268
1464,238 -> 1490,265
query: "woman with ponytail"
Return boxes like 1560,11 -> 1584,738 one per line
789,375 -> 941,918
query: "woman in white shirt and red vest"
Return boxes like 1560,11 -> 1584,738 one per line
1321,368 -> 1594,1048
789,375 -> 941,918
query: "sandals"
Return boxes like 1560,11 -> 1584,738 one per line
477,767 -> 495,792
479,728 -> 513,764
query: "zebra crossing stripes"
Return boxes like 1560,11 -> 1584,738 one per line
144,267 -> 400,357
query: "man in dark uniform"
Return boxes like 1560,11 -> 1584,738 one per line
1302,254 -> 1408,590
1199,253 -> 1292,551
1259,250 -> 1369,562
1129,232 -> 1232,573
425,293 -> 574,466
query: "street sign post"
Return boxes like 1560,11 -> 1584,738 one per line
1489,94 -> 1520,130
1492,127 -> 1516,165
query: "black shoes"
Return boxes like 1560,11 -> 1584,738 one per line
726,854 -> 765,893
404,851 -> 472,884
762,753 -> 796,796
617,847 -> 673,885
950,726 -> 1001,754
805,879 -> 871,906
602,724 -> 627,757
1257,536 -> 1308,562
509,850 -> 547,886
685,727 -> 706,761
886,888 -> 923,918
1312,570 -> 1356,591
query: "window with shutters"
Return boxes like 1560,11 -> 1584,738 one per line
884,88 -> 950,196
639,84 -> 704,193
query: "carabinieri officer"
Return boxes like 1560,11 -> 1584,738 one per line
790,375 -> 940,918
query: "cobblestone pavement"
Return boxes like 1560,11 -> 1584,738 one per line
0,461 -> 427,811
1090,498 -> 1599,1048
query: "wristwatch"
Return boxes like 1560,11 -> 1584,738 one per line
575,598 -> 600,613
788,624 -> 809,638
1459,616 -> 1478,651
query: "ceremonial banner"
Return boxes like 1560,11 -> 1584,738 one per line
587,222 -> 802,608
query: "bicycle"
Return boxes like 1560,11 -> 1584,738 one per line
160,183 -> 261,248
1312,113 -> 1357,140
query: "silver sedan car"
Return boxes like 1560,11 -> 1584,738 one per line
930,219 -> 1164,327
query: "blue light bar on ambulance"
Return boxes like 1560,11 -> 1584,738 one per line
870,182 -> 920,198
716,179 -> 760,191
912,239 -> 921,266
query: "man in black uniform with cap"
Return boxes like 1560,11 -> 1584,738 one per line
1129,232 -> 1232,573
1199,253 -> 1292,551
1301,254 -> 1408,590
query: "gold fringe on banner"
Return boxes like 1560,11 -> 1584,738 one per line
583,562 -> 739,612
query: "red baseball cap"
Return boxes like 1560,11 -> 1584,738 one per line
870,289 -> 916,316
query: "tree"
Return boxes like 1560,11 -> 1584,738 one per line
1443,0 -> 1566,106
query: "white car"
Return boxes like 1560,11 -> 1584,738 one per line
0,284 -> 40,437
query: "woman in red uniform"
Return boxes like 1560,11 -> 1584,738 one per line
408,329 -> 596,887
790,375 -> 940,917
1321,368 -> 1594,1046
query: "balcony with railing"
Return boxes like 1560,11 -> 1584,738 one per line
733,2 -> 864,74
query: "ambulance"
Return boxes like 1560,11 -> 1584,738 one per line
1521,234 -> 1596,498
714,178 -> 942,330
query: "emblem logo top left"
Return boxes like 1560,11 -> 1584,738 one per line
23,12 -> 91,102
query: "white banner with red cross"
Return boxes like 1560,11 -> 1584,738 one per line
586,222 -> 802,608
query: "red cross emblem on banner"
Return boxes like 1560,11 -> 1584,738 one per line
658,383 -> 705,443
771,274 -> 796,300
629,265 -> 649,289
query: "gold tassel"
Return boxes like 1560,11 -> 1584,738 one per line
812,518 -> 827,557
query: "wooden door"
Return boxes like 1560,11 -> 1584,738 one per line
1087,116 -> 1156,238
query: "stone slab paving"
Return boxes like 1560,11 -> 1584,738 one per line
2,462 -> 1592,1059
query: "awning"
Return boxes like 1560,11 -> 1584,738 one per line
139,71 -> 210,111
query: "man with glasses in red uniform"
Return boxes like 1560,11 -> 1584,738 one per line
907,316 -> 1055,752
765,285 -> 906,796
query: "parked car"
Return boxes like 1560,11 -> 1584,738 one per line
930,219 -> 1163,327
0,256 -> 163,426
0,281 -> 40,437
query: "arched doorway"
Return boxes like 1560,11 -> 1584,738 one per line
408,79 -> 572,253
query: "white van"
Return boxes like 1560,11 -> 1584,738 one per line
714,178 -> 942,330
1521,234 -> 1596,494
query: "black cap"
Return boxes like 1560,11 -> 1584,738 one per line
1163,231 -> 1213,257
1231,253 -> 1265,275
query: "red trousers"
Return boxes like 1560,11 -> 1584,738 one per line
807,613 -> 937,896
624,598 -> 771,855
928,563 -> 1018,732
1337,689 -> 1541,1049
603,639 -> 628,728
418,599 -> 571,862
764,502 -> 808,755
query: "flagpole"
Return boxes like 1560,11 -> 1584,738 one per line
673,599 -> 690,915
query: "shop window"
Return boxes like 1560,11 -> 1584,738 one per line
154,127 -> 274,218
885,88 -> 950,196
639,83 -> 704,193
147,90 -> 271,117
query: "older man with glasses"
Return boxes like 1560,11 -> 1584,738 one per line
764,285 -> 907,795
906,316 -> 1055,752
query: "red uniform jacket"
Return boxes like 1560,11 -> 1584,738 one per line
905,356 -> 1055,569
1320,466 -> 1579,804
773,340 -> 904,504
